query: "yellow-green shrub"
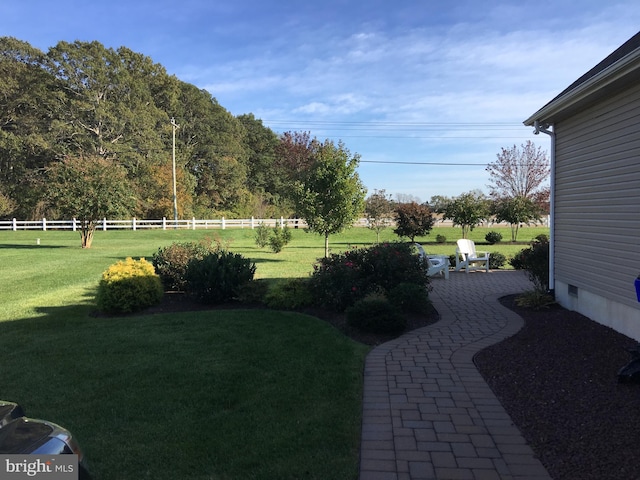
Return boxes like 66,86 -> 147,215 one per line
96,257 -> 164,314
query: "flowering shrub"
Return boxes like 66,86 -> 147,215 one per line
510,234 -> 549,290
309,241 -> 430,311
96,257 -> 164,314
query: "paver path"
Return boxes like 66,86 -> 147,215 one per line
359,270 -> 553,480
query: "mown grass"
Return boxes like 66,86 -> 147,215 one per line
0,225 -> 547,479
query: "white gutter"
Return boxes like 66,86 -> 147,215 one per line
533,121 -> 555,292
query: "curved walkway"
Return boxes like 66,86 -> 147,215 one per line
359,270 -> 552,480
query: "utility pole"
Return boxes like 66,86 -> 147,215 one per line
170,117 -> 179,227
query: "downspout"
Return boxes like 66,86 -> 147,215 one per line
534,120 -> 555,293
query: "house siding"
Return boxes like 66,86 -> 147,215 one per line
553,80 -> 640,336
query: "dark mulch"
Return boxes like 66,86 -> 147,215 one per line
144,291 -> 640,479
474,295 -> 640,480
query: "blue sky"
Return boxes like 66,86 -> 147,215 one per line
2,1 -> 639,201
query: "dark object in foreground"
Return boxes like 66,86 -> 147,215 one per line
0,400 -> 90,479
618,345 -> 640,383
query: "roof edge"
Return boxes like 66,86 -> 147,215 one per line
524,46 -> 640,126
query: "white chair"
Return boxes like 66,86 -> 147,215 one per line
454,239 -> 490,273
414,243 -> 449,279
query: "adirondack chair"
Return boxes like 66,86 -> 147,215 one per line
414,243 -> 449,279
454,239 -> 490,273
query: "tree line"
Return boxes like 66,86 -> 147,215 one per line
0,37 -> 307,222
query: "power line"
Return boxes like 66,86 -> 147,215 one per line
360,160 -> 488,166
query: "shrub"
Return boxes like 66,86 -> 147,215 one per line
346,294 -> 407,334
185,251 -> 257,304
254,223 -> 270,248
510,234 -> 549,290
488,252 -> 506,270
435,234 -> 447,244
485,231 -> 503,244
152,239 -> 218,291
309,241 -> 430,311
264,278 -> 314,309
268,225 -> 292,253
96,257 -> 164,314
387,282 -> 431,313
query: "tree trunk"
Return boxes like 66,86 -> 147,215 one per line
81,224 -> 95,248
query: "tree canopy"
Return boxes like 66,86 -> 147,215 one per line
292,139 -> 366,257
0,37 -> 288,221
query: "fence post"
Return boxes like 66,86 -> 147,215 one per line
251,216 -> 255,229
222,217 -> 225,230
103,218 -> 107,231
72,218 -> 77,232
192,217 -> 196,230
12,218 -> 16,231
42,218 -> 47,231
132,217 -> 136,231
280,216 -> 284,229
162,217 -> 167,230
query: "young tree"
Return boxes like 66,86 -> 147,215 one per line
365,189 -> 394,243
492,196 -> 543,241
393,202 -> 435,242
292,139 -> 366,257
486,140 -> 550,200
46,156 -> 135,248
440,190 -> 490,238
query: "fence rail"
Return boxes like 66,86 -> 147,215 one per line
0,216 -> 548,232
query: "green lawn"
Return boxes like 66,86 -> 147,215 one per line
0,225 -> 547,479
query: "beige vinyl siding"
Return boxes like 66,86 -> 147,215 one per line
554,80 -> 640,309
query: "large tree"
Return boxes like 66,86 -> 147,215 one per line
486,140 -> 550,201
292,139 -> 366,257
46,155 -> 135,248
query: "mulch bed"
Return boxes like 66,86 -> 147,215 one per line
474,295 -> 640,480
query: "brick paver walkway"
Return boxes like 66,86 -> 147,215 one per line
359,270 -> 552,480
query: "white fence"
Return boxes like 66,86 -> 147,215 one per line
0,216 -> 548,232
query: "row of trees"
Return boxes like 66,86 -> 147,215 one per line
365,140 -> 550,242
0,37 -> 303,222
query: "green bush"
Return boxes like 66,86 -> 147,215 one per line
152,239 -> 218,291
346,295 -> 407,333
488,252 -> 506,269
96,257 -> 164,314
254,223 -> 270,248
264,278 -> 314,309
435,234 -> 447,244
268,225 -> 292,253
309,241 -> 430,311
510,234 -> 549,290
387,282 -> 431,313
485,231 -> 503,244
185,251 -> 257,304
